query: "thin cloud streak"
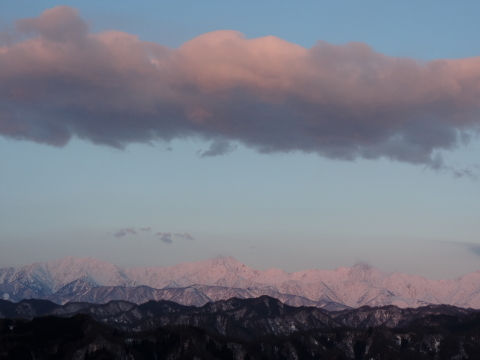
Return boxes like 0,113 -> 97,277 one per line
175,233 -> 195,240
3,6 -> 480,172
114,228 -> 137,238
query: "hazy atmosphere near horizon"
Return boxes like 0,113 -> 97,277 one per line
2,0 -> 480,280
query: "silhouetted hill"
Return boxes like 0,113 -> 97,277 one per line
1,296 -> 478,339
3,311 -> 480,359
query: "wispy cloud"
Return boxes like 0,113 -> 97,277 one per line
3,6 -> 480,175
461,242 -> 480,256
114,228 -> 137,238
113,226 -> 194,243
450,164 -> 480,181
175,233 -> 195,240
440,240 -> 480,256
156,232 -> 173,244
468,245 -> 480,256
199,140 -> 237,157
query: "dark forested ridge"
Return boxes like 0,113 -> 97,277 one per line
2,313 -> 480,360
1,296 -> 480,359
0,296 -> 477,335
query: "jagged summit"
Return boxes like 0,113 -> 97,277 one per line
2,256 -> 480,309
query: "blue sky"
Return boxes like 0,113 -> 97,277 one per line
2,0 -> 480,279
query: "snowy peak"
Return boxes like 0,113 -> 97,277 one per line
2,256 -> 480,309
0,256 -> 131,298
38,256 -> 130,289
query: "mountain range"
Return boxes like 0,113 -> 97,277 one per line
2,297 -> 480,359
2,256 -> 480,309
0,296 -> 476,335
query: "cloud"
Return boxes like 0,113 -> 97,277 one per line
156,232 -> 173,244
3,7 -> 480,172
199,139 -> 237,157
174,233 -> 195,240
458,242 -> 480,257
114,228 -> 137,238
450,164 -> 480,181
440,241 -> 480,257
139,227 -> 151,232
468,245 -> 480,257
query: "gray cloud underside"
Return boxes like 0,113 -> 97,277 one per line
160,236 -> 173,244
174,233 -> 195,240
2,6 -> 480,170
460,242 -> 480,257
199,139 -> 237,157
113,229 -> 193,242
440,241 -> 480,257
114,228 -> 137,238
469,246 -> 480,257
156,232 -> 173,244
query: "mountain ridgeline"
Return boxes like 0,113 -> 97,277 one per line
3,256 -> 480,310
0,296 -> 477,335
2,297 -> 480,359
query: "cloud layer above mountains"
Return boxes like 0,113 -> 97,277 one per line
2,6 -> 480,168
112,227 -> 195,243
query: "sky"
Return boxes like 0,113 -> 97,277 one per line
2,0 -> 480,280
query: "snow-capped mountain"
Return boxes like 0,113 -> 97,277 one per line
2,256 -> 480,309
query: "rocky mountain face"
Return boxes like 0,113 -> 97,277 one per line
3,256 -> 480,309
2,304 -> 480,360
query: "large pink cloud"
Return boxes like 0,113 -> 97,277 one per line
2,6 -> 480,168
